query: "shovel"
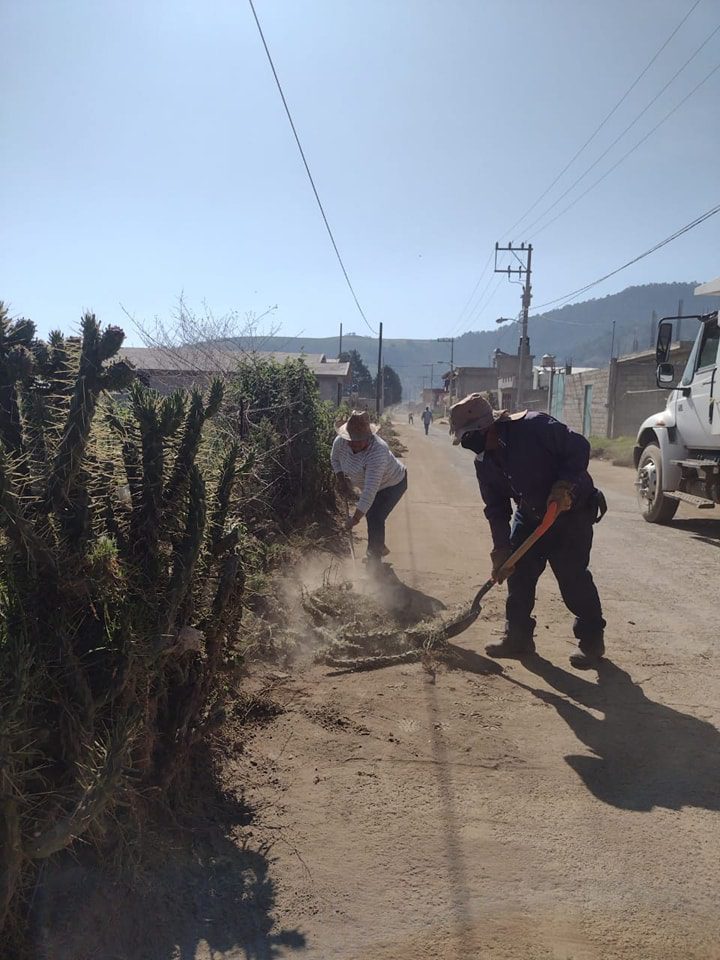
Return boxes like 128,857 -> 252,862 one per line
442,501 -> 560,640
324,502 -> 560,673
343,498 -> 357,569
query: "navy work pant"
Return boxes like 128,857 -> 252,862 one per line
506,502 -> 605,649
366,473 -> 408,558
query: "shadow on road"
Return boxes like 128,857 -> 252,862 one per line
443,642 -> 504,676
32,791 -> 307,960
669,515 -> 720,548
368,566 -> 447,623
509,657 -> 720,812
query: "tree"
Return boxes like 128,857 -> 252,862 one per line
376,364 -> 402,405
339,349 -> 374,397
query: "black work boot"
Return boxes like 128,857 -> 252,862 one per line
570,639 -> 605,671
485,635 -> 536,659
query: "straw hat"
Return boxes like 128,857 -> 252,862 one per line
449,393 -> 526,445
336,410 -> 380,441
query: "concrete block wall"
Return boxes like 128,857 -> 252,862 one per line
559,368 -> 610,437
611,343 -> 693,438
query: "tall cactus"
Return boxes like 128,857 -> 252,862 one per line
49,314 -> 133,524
129,383 -> 186,580
0,310 -> 249,939
0,303 -> 36,459
164,378 -> 224,506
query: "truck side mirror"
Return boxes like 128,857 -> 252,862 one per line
656,362 -> 676,388
656,320 -> 673,364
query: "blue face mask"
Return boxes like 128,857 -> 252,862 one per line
460,430 -> 487,455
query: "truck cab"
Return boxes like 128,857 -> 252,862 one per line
634,277 -> 720,522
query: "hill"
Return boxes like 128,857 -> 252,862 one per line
223,282 -> 720,400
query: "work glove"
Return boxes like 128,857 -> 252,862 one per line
547,480 -> 574,513
491,546 -> 515,583
345,515 -> 360,531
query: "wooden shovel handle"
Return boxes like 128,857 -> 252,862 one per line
468,502 -> 561,614
497,501 -> 559,579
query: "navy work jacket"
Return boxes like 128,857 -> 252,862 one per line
474,412 -> 595,549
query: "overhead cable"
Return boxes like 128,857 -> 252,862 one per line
523,21 -> 720,237
531,59 -> 720,239
448,249 -> 494,336
448,254 -> 497,336
534,202 -> 720,311
503,0 -> 704,239
247,0 -> 377,335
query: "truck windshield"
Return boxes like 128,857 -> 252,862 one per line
681,321 -> 719,385
696,321 -> 719,371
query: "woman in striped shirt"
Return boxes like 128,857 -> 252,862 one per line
331,410 -> 407,569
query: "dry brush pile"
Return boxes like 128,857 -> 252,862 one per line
0,306 -> 337,950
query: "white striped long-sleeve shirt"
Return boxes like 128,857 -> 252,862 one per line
331,434 -> 406,514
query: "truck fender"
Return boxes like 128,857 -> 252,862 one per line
633,416 -> 685,491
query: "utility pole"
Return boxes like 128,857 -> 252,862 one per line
422,363 -> 435,404
495,242 -> 532,410
437,337 -> 454,402
376,321 -> 383,416
609,320 -> 616,363
337,322 -> 344,407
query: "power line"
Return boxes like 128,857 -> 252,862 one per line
534,201 -> 720,311
524,20 -> 720,237
531,58 -> 720,239
503,0 -> 704,238
465,274 -> 506,329
448,2 -> 706,342
448,249 -> 494,336
448,254 -> 496,336
247,0 -> 377,336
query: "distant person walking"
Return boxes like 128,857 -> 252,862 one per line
408,411 -> 414,425
421,406 -> 433,435
331,410 -> 408,572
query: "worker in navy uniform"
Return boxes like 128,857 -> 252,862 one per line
450,393 -> 606,670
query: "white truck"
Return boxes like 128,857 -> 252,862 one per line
634,276 -> 720,522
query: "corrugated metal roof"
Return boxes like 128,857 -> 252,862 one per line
118,346 -> 349,378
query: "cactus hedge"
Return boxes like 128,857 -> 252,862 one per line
0,306 -> 250,939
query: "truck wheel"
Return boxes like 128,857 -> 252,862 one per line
636,444 -> 679,524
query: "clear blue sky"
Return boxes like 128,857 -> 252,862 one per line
2,0 -> 719,344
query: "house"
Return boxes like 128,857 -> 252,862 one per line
118,345 -> 351,404
421,387 -> 448,410
440,339 -> 545,411
441,366 -> 497,404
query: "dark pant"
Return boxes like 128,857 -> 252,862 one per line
424,422 -> 430,434
505,503 -> 605,650
366,473 -> 408,558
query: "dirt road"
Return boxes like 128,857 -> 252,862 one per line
40,419 -> 720,960
229,419 -> 719,960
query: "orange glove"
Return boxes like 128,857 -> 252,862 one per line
547,480 -> 574,513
